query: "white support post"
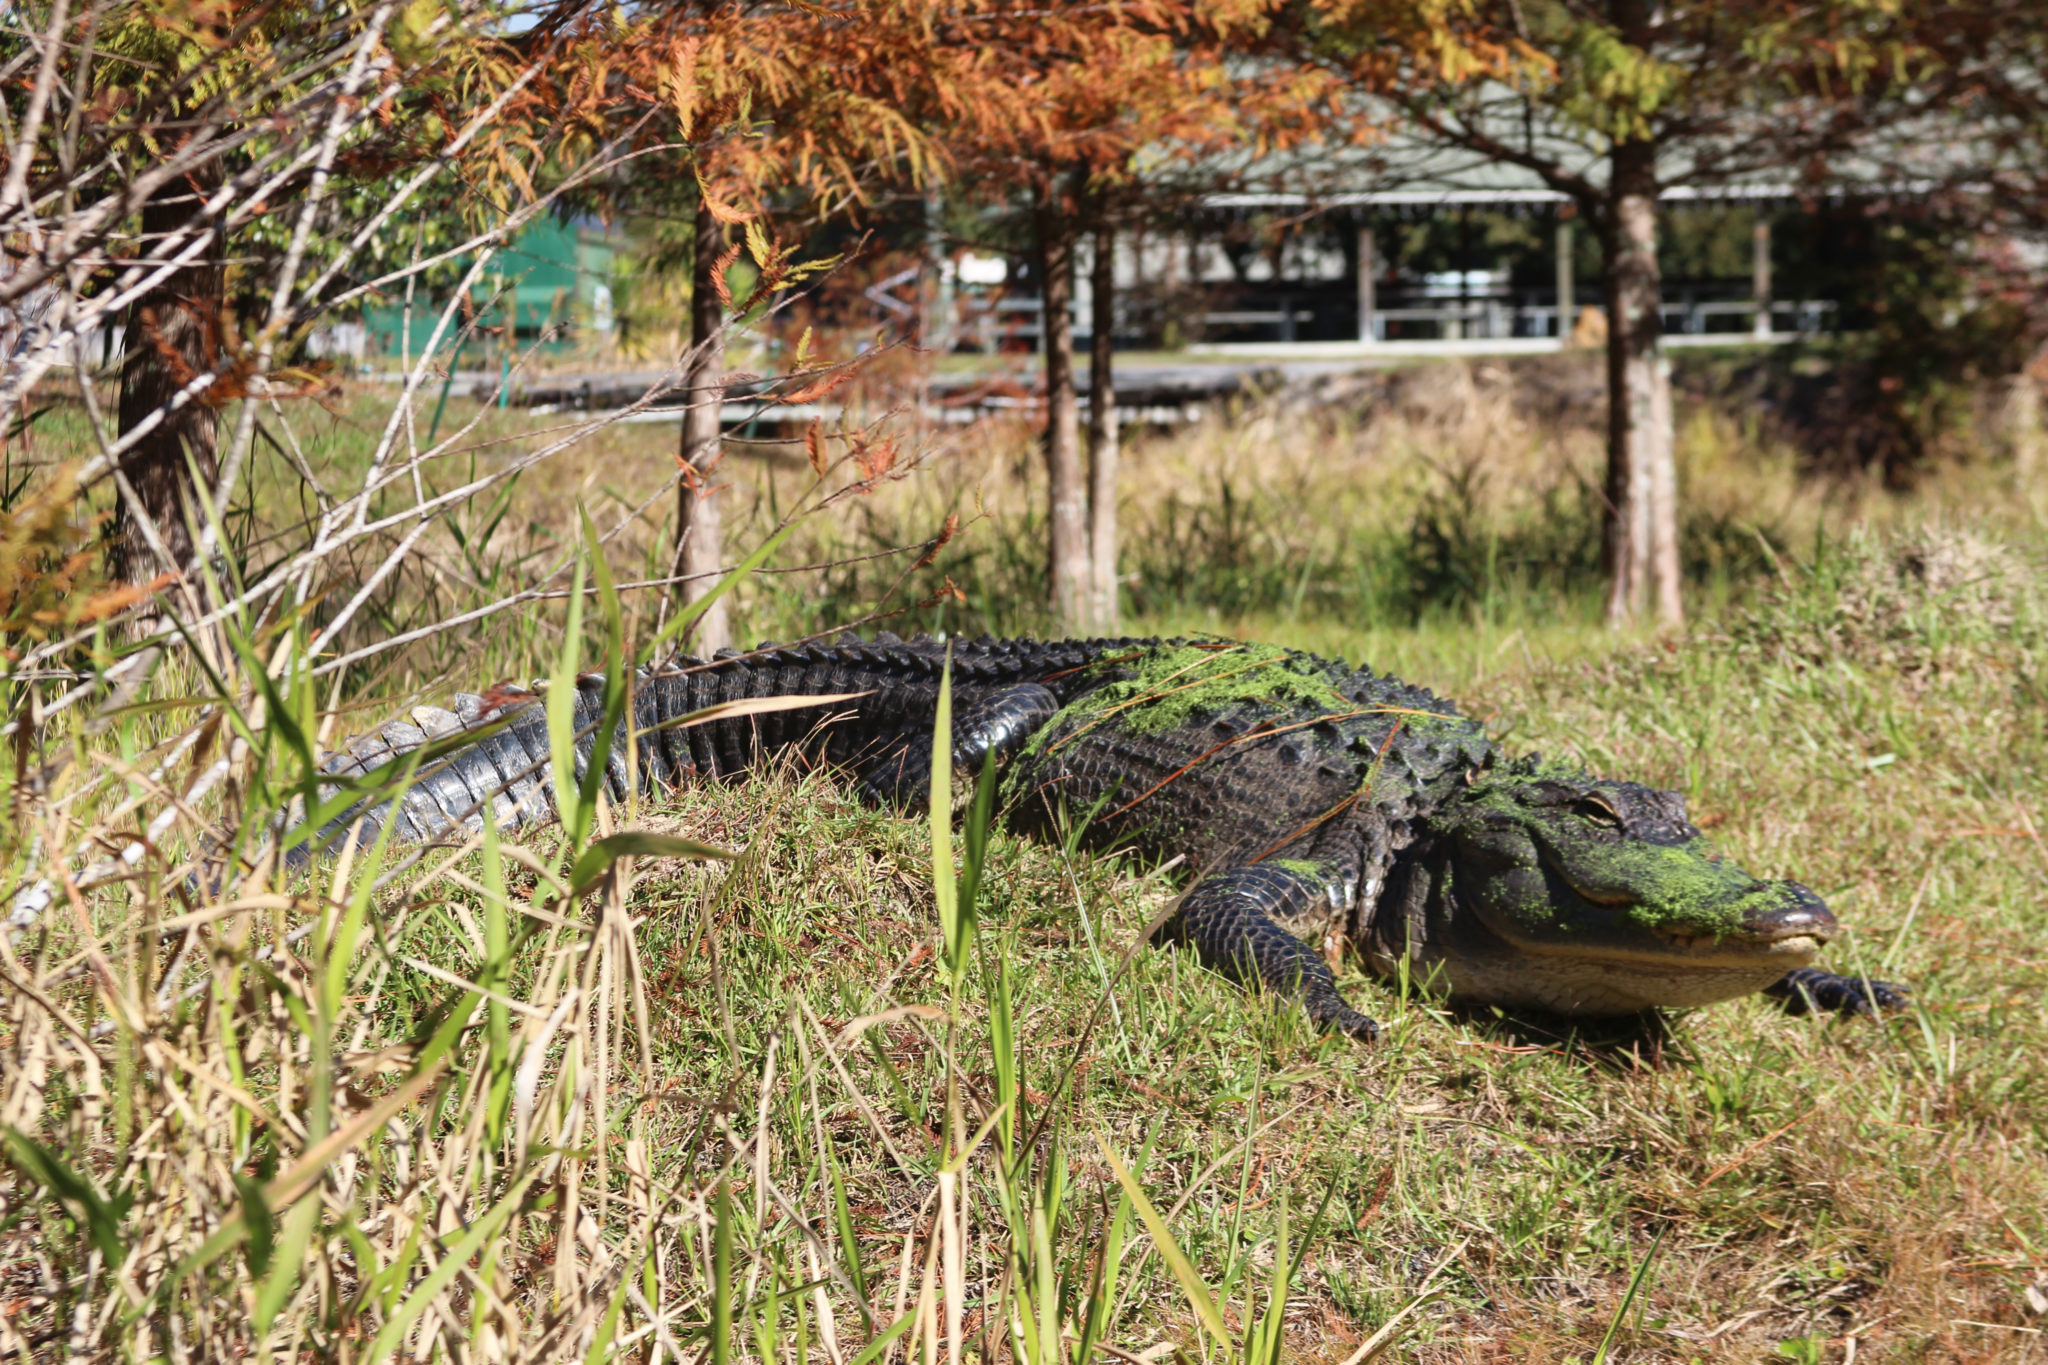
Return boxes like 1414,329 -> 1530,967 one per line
1752,215 -> 1773,339
1555,219 -> 1574,341
923,176 -> 954,356
1356,223 -> 1376,343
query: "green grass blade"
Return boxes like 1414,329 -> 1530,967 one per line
712,1176 -> 734,1365
989,949 -> 1018,1163
571,507 -> 630,847
846,1310 -> 915,1365
638,521 -> 795,666
567,829 -> 735,896
1032,1197 -> 1059,1365
930,646 -> 975,991
823,1128 -> 872,1322
233,1175 -> 275,1277
1095,1131 -> 1231,1349
1,1128 -> 132,1269
582,1268 -> 632,1365
1251,1192 -> 1289,1365
1076,1132 -> 1147,1363
482,814 -> 513,1147
1592,1226 -> 1664,1365
959,747 -> 998,919
545,555 -> 588,847
252,1193 -> 320,1337
366,1169 -> 538,1364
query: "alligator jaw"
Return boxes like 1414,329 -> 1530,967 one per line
1586,879 -> 1836,967
1637,925 -> 1826,962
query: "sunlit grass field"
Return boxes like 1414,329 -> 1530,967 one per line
595,521 -> 2048,1363
7,357 -> 2046,1361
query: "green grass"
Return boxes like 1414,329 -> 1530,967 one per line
6,360 -> 2048,1362
595,523 -> 2048,1361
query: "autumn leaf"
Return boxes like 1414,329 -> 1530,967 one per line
804,417 -> 828,477
851,435 -> 896,482
695,172 -> 756,226
661,37 -> 702,134
710,240 -> 744,311
72,573 -> 180,624
914,512 -> 959,568
779,365 -> 859,406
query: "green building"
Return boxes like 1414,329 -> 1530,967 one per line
362,218 -> 616,360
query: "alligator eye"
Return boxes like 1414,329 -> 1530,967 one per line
1575,796 -> 1623,829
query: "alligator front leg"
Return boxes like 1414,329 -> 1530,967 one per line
1176,864 -> 1380,1042
857,683 -> 1061,807
1762,967 -> 1911,1016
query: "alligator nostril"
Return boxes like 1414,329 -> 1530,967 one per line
1743,882 -> 1839,940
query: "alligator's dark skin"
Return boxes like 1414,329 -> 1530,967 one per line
317,634 -> 1907,1040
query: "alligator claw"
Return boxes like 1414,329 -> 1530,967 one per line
1322,1006 -> 1382,1043
1765,967 -> 1911,1017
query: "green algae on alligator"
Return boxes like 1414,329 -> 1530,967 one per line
310,634 -> 1907,1040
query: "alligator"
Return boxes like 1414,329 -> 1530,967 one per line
316,634 -> 1906,1039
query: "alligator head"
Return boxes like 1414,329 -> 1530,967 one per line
1401,760 -> 1837,1015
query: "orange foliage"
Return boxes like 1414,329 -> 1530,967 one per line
511,1 -> 1361,232
899,0 -> 1345,201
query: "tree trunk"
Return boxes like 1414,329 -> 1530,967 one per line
675,193 -> 731,653
1599,148 -> 1681,628
923,175 -> 955,356
1038,195 -> 1089,629
1086,221 -> 1120,634
1649,351 -> 1681,623
111,167 -> 223,587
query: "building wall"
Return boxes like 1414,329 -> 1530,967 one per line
362,219 -> 617,361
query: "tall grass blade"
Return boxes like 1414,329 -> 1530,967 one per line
1247,1191 -> 1289,1365
929,646 -> 974,992
482,813 -> 514,1146
960,749 -> 998,928
638,522 -> 796,665
251,1194 -> 320,1337
1075,1129 -> 1150,1363
567,829 -> 734,896
989,951 -> 1018,1163
545,555 -> 588,846
366,1169 -> 539,1365
847,1310 -> 916,1365
823,1128 -> 872,1323
713,1176 -> 734,1365
0,1130 -> 133,1269
583,1271 -> 632,1365
570,508 -> 630,847
1592,1227 -> 1664,1365
1095,1131 -> 1231,1349
233,1176 -> 275,1277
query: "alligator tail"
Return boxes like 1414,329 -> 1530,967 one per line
302,659 -> 834,856
295,633 -> 1139,860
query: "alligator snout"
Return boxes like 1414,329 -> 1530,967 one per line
1738,881 -> 1838,943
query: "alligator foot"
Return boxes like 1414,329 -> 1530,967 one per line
1763,967 -> 1911,1017
1178,864 -> 1381,1043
